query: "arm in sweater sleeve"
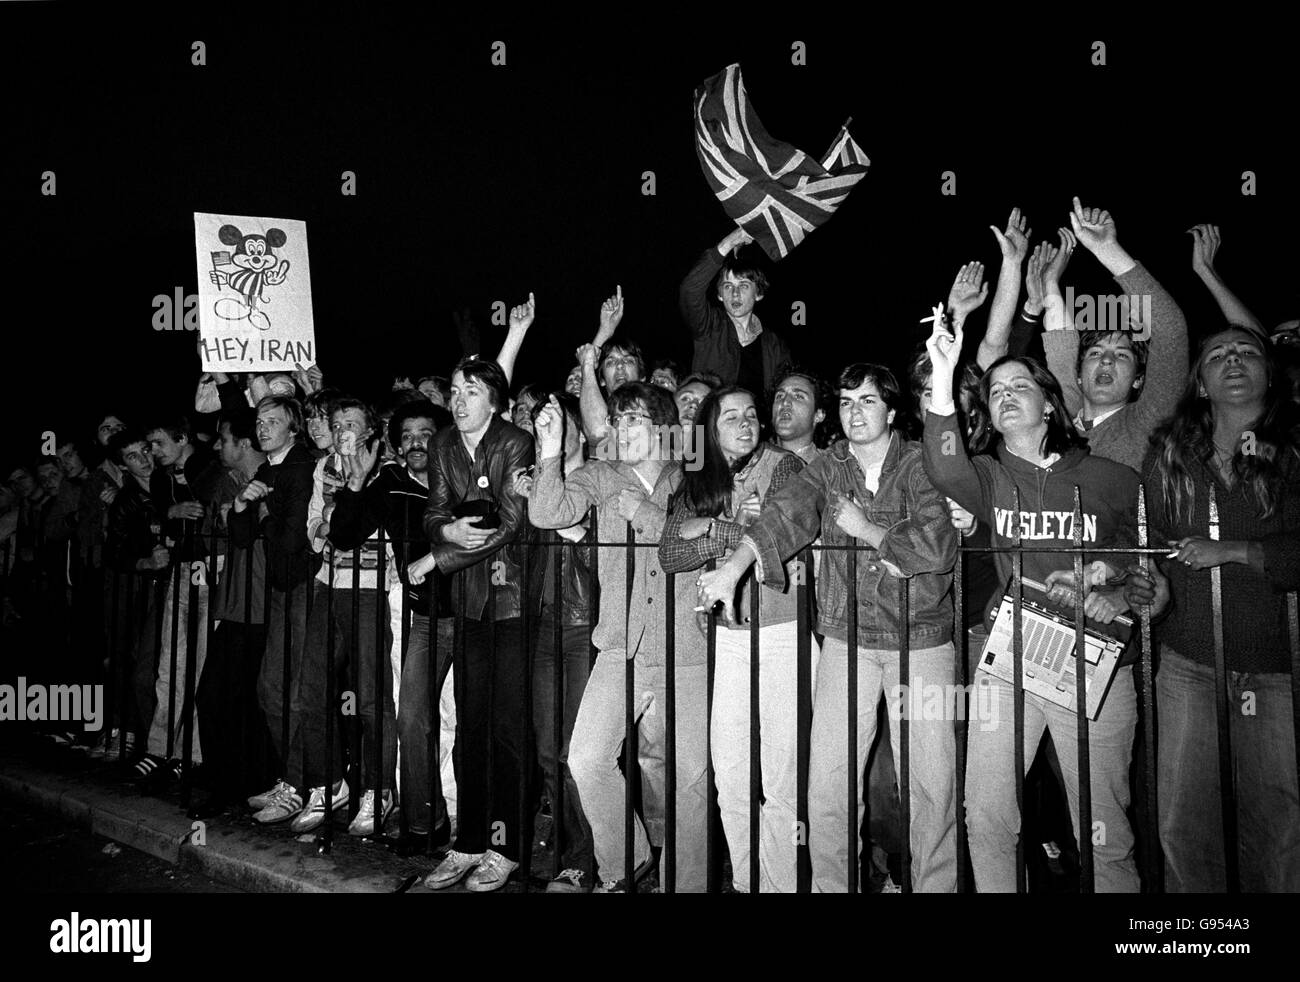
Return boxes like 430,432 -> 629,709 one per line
679,248 -> 724,341
922,410 -> 995,521
1117,262 -> 1189,434
1042,292 -> 1083,418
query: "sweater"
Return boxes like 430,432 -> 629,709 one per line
923,411 -> 1141,662
1042,261 -> 1189,472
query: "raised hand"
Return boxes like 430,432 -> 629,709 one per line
575,343 -> 599,374
1024,241 -> 1053,313
533,394 -> 565,458
989,207 -> 1032,263
595,286 -> 624,345
1188,223 -> 1221,276
947,262 -> 990,322
1069,196 -> 1118,254
342,438 -> 381,491
717,227 -> 754,256
509,292 -> 537,333
1042,228 -> 1076,289
924,313 -> 964,385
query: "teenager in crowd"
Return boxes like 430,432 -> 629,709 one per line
530,382 -> 709,892
1126,324 -> 1300,891
680,227 -> 791,394
422,358 -> 534,892
234,396 -> 320,826
1042,199 -> 1189,472
922,316 -> 1142,893
769,366 -> 833,464
699,363 -> 960,893
659,385 -> 813,892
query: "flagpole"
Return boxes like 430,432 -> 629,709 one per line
820,117 -> 854,169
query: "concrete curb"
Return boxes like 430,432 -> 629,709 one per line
0,763 -> 414,893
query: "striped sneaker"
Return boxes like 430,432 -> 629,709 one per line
129,754 -> 165,781
289,780 -> 350,833
247,779 -> 290,811
252,783 -> 303,825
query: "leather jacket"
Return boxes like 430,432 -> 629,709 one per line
527,521 -> 598,628
424,414 -> 534,622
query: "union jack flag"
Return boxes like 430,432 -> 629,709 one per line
694,64 -> 870,262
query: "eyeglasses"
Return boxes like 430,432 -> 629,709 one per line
607,411 -> 652,427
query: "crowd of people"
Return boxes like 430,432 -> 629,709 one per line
2,198 -> 1298,894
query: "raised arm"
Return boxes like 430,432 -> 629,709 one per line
1040,227 -> 1083,417
592,285 -> 624,350
576,344 -> 609,446
1188,224 -> 1265,336
921,315 -> 994,518
678,229 -> 751,340
978,207 -> 1032,369
529,394 -> 602,530
495,292 -> 536,387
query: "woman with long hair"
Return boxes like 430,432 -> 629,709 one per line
922,317 -> 1144,892
695,365 -> 960,892
1125,324 -> 1300,892
658,385 -> 813,892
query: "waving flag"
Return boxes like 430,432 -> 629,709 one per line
694,64 -> 870,261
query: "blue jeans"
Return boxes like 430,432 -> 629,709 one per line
397,612 -> 456,834
966,666 -> 1138,892
1157,647 -> 1300,892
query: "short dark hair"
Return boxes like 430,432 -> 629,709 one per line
837,363 -> 905,418
771,364 -> 837,447
108,429 -> 151,465
255,395 -> 303,436
452,357 -> 510,412
143,416 -> 191,444
715,244 -> 771,298
1074,330 -> 1150,397
651,358 -> 682,379
597,335 -> 646,385
331,396 -> 382,439
515,382 -> 549,408
608,380 -> 679,428
219,408 -> 260,450
387,399 -> 450,449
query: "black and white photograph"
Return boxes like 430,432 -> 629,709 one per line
1,5 -> 1296,966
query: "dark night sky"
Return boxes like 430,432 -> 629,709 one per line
3,10 -> 1296,464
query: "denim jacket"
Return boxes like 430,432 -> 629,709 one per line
744,432 -> 957,649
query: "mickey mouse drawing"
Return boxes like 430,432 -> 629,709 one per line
210,224 -> 291,331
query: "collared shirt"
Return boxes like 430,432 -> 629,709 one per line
266,443 -> 293,467
1074,404 -> 1123,433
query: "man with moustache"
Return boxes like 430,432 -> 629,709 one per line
328,399 -> 459,844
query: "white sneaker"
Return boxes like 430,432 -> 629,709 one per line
289,780 -> 350,833
466,849 -> 518,893
248,779 -> 288,811
252,783 -> 303,825
347,789 -> 394,837
424,849 -> 485,890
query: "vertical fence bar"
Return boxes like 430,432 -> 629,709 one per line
953,544 -> 968,893
1011,486 -> 1026,893
796,547 -> 812,893
749,579 -> 760,894
166,542 -> 181,761
519,532 -> 532,892
1071,487 -> 1094,893
664,566 -> 676,895
180,526 -> 200,809
846,542 -> 858,895
322,548 -> 336,854
349,547 -> 362,822
1289,592 -> 1300,807
427,569 -> 440,857
1207,484 -> 1239,893
373,527 -> 386,839
279,559 -> 291,787
898,567 -> 912,894
705,557 -> 718,894
624,523 -> 636,892
1136,486 -> 1160,891
107,566 -> 121,757
552,535 -> 566,881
